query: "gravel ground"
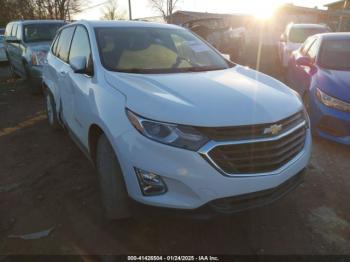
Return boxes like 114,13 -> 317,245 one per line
0,52 -> 349,255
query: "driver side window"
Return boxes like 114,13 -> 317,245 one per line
306,39 -> 320,61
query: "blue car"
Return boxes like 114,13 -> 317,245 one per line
287,33 -> 350,145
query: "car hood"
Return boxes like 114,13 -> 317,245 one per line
318,68 -> 350,103
26,41 -> 51,52
105,66 -> 303,127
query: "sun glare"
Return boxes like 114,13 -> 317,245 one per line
252,2 -> 281,20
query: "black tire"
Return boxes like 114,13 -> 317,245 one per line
96,134 -> 131,220
303,92 -> 316,136
8,59 -> 18,78
44,89 -> 60,130
24,63 -> 41,95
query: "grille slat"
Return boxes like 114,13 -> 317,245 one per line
204,111 -> 307,175
197,111 -> 304,141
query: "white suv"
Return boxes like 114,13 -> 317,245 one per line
43,21 -> 311,219
278,23 -> 330,68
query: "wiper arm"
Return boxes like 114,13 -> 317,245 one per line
180,66 -> 226,72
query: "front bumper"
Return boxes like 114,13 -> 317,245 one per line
310,92 -> 350,145
113,127 -> 311,210
130,169 -> 305,218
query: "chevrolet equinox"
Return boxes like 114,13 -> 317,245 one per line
43,21 -> 311,219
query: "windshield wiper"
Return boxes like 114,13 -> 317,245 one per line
179,66 -> 226,72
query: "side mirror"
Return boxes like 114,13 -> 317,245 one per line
70,56 -> 87,74
296,56 -> 312,66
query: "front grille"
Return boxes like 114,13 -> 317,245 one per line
206,126 -> 306,174
197,111 -> 305,141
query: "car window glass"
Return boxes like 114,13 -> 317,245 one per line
306,39 -> 320,60
96,27 -> 230,73
300,38 -> 315,55
16,26 -> 21,40
52,32 -> 61,56
56,26 -> 75,62
11,24 -> 18,37
24,23 -> 64,43
5,24 -> 13,37
289,27 -> 328,43
69,26 -> 91,63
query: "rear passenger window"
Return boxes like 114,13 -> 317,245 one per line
56,26 -> 75,62
5,24 -> 13,37
69,26 -> 91,63
16,26 -> 22,40
11,24 -> 18,37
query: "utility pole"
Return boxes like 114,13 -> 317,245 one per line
128,0 -> 132,20
168,0 -> 173,23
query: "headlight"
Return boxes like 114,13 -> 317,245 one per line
31,51 -> 48,66
316,88 -> 350,113
126,109 -> 209,151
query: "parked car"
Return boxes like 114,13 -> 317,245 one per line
182,18 -> 245,61
43,21 -> 311,219
287,33 -> 350,145
4,20 -> 65,92
0,34 -> 7,62
278,23 -> 330,68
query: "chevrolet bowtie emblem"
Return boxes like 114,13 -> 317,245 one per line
264,124 -> 283,135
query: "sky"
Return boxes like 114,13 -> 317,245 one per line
74,0 -> 338,20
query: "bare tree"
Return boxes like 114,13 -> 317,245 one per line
148,0 -> 180,23
101,0 -> 126,20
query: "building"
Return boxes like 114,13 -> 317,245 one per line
324,0 -> 350,31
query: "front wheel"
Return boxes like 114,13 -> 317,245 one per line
96,134 -> 131,220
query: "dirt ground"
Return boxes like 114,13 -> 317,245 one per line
0,50 -> 349,255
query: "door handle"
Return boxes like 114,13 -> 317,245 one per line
59,71 -> 67,76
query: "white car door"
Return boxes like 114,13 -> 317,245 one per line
54,26 -> 76,129
64,25 -> 94,145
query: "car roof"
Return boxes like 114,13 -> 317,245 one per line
290,23 -> 328,29
10,20 -> 65,25
72,20 -> 182,30
318,32 -> 350,40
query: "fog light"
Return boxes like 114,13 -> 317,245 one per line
134,168 -> 167,196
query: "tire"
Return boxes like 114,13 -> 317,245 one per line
44,89 -> 60,130
96,134 -> 131,220
303,92 -> 316,136
24,63 -> 41,95
8,60 -> 18,78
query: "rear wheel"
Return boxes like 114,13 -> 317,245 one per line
44,89 -> 60,130
96,134 -> 131,220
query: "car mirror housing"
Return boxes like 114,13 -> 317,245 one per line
70,56 -> 87,74
296,56 -> 312,67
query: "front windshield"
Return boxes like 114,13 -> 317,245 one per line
319,39 -> 350,71
95,27 -> 232,74
289,27 -> 328,43
24,23 -> 65,43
